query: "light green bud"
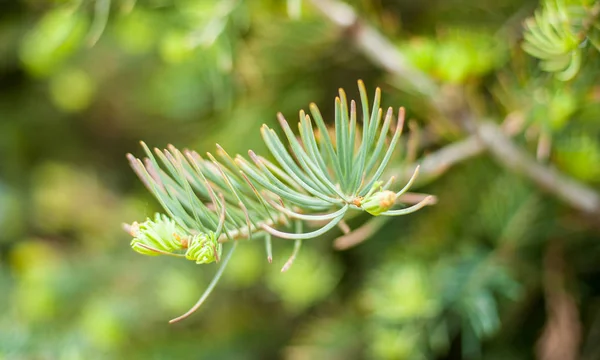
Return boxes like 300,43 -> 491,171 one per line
361,190 -> 397,216
128,213 -> 188,256
185,232 -> 222,264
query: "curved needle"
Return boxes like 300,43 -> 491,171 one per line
132,243 -> 186,258
395,165 -> 420,197
266,197 -> 348,221
261,205 -> 348,240
380,196 -> 434,216
214,193 -> 227,239
169,242 -> 238,324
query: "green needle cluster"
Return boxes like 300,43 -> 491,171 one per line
523,0 -> 600,80
124,80 -> 434,322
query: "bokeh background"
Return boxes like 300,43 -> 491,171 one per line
2,0 -> 600,359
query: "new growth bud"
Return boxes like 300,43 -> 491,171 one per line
185,233 -> 222,264
361,190 -> 398,216
128,213 -> 188,256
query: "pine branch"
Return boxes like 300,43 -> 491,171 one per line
125,81 -> 435,321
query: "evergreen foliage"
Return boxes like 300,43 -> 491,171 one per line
1,0 -> 600,359
125,82 -> 433,321
523,0 -> 600,80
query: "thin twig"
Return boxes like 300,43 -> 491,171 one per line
334,217 -> 388,250
397,136 -> 485,185
393,121 -> 600,215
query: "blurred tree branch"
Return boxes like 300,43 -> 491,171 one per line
536,242 -> 581,360
308,0 -> 438,97
475,122 -> 600,215
310,0 -> 600,217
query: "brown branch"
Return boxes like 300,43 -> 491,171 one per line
334,217 -> 388,250
536,242 -> 581,360
475,121 -> 600,215
395,113 -> 527,184
398,135 -> 485,185
394,120 -> 600,215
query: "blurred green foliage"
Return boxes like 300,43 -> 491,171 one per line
522,0 -> 600,81
2,0 -> 600,359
